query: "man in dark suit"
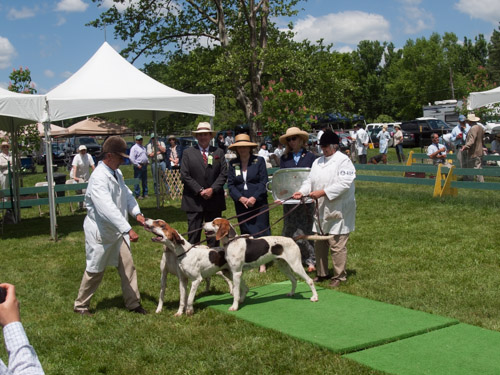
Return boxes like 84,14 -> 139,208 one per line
181,122 -> 228,246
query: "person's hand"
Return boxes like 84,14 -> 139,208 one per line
274,199 -> 283,205
136,214 -> 145,226
129,229 -> 139,242
239,196 -> 249,208
137,164 -> 142,169
247,197 -> 256,208
292,192 -> 303,200
200,188 -> 213,200
0,284 -> 20,327
309,190 -> 325,200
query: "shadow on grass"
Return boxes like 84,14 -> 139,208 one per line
95,292 -> 159,311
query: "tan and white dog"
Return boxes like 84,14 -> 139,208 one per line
144,218 -> 233,316
203,218 -> 319,311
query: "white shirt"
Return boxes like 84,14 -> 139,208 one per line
71,153 -> 94,181
299,151 -> 356,235
355,128 -> 369,155
258,148 -> 270,161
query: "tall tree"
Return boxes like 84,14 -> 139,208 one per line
488,23 -> 500,84
89,0 -> 303,138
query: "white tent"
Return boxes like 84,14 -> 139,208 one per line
0,87 -> 47,223
40,41 -> 215,239
467,86 -> 500,110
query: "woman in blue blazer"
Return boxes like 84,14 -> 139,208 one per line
227,134 -> 270,247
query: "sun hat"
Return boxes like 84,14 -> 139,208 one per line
467,113 -> 480,122
382,124 -> 388,130
192,122 -> 216,137
319,130 -> 340,146
394,124 -> 401,129
78,145 -> 87,151
167,135 -> 176,141
135,135 -> 143,140
1,141 -> 10,148
278,127 -> 309,145
228,134 -> 258,150
102,136 -> 129,158
458,114 -> 466,122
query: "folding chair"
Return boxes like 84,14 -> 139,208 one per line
35,182 -> 60,216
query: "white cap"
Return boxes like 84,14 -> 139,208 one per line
78,145 -> 87,151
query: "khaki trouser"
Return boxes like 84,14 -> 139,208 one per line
74,240 -> 141,311
315,234 -> 349,281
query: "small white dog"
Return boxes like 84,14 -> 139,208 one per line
203,218 -> 319,311
144,218 -> 233,316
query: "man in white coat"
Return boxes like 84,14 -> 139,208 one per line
74,136 -> 147,315
293,130 -> 356,288
353,123 -> 369,164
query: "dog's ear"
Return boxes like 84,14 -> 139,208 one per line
215,221 -> 229,241
172,230 -> 185,245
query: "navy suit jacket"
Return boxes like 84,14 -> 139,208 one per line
180,145 -> 227,213
165,144 -> 183,169
228,155 -> 268,205
280,149 -> 316,168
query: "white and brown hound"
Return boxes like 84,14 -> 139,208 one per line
144,218 -> 233,316
203,218 -> 319,311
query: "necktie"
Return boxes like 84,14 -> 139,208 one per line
202,150 -> 208,165
112,170 -> 118,181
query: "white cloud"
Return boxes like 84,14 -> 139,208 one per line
55,15 -> 67,26
44,70 -> 55,78
398,2 -> 435,34
7,6 -> 37,20
61,71 -> 73,79
455,0 -> 500,24
290,11 -> 391,46
337,46 -> 354,54
101,0 -> 140,12
0,36 -> 17,69
55,0 -> 89,12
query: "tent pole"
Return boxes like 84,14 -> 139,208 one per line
153,112 -> 160,209
44,121 -> 58,240
8,119 -> 20,223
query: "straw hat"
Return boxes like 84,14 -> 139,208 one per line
394,124 -> 401,129
1,141 -> 10,148
278,127 -> 309,145
467,113 -> 480,122
192,122 -> 216,137
382,124 -> 388,130
167,135 -> 176,141
228,134 -> 258,150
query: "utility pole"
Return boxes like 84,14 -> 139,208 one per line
449,67 -> 455,99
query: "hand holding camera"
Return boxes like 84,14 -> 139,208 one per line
0,284 -> 21,327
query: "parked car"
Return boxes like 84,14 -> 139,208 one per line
62,136 -> 102,168
37,142 -> 66,166
400,118 -> 452,147
367,125 -> 395,148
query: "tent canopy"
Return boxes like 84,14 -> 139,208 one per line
0,87 -> 46,130
65,117 -> 132,135
44,42 -> 215,122
467,86 -> 500,110
31,123 -> 68,137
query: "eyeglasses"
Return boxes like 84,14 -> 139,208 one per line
286,136 -> 298,142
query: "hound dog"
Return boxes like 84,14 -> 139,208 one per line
203,218 -> 319,311
144,218 -> 233,316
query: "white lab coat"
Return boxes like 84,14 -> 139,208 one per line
355,128 -> 369,155
83,162 -> 141,273
299,151 -> 356,235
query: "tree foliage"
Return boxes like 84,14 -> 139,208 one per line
488,22 -> 500,84
8,67 -> 37,94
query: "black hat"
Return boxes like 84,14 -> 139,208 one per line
319,130 -> 339,146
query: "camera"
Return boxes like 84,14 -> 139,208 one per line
0,287 -> 6,304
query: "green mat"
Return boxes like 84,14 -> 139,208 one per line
345,323 -> 500,375
197,281 -> 458,353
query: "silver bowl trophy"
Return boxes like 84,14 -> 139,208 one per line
268,168 -> 313,204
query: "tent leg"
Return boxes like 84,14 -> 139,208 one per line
44,121 -> 58,240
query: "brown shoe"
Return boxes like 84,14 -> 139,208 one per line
329,279 -> 344,288
129,305 -> 148,315
313,275 -> 331,282
73,309 -> 93,316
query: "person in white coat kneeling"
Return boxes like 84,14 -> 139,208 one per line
74,136 -> 147,315
293,130 -> 356,288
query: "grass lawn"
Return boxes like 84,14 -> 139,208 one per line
1,154 -> 499,374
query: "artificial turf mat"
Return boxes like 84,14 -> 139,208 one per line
345,323 -> 500,375
197,281 -> 458,353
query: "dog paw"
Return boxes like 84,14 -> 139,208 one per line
155,308 -> 163,314
310,296 -> 318,302
286,292 -> 295,297
186,309 -> 194,316
174,311 -> 183,317
229,305 -> 238,311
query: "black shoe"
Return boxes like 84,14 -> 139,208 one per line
313,275 -> 332,282
129,305 -> 148,315
73,309 -> 93,316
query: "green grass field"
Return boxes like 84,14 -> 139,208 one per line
1,151 -> 499,374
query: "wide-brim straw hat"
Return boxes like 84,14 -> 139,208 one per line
394,124 -> 401,129
1,141 -> 10,148
278,127 -> 309,145
228,134 -> 258,150
467,113 -> 480,122
167,134 -> 176,141
192,121 -> 216,137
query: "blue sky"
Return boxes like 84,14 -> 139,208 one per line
1,0 -> 499,93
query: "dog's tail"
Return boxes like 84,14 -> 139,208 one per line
293,234 -> 334,241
